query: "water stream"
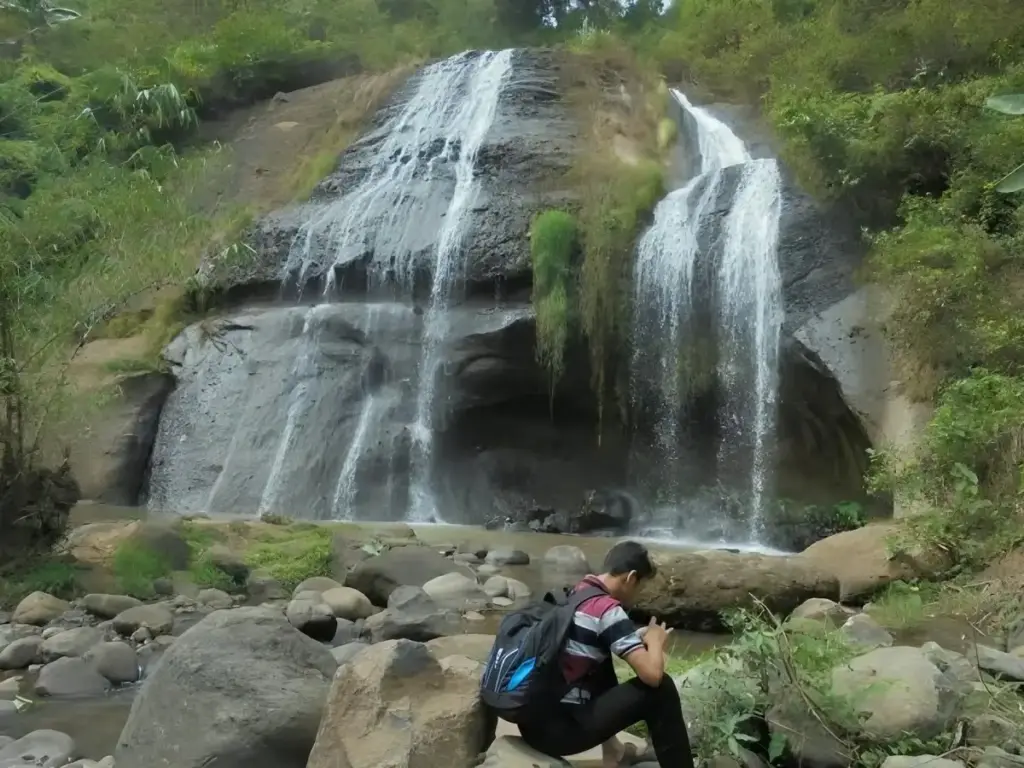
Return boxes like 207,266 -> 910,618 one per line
630,90 -> 783,543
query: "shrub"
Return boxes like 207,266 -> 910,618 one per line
111,540 -> 172,598
531,210 -> 578,405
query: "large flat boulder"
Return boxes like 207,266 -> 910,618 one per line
635,550 -> 839,629
344,547 -> 474,606
306,640 -> 486,768
115,607 -> 337,768
798,524 -> 953,602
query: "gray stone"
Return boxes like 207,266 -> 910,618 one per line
292,577 -> 343,597
920,642 -> 983,685
364,608 -> 456,643
286,597 -> 337,643
0,612 -> 8,625
831,646 -> 966,740
477,564 -> 500,578
422,572 -> 488,608
483,576 -> 509,598
880,758 -> 964,768
320,587 -> 375,621
387,586 -> 438,615
543,546 -> 589,573
197,589 -> 234,611
479,736 -> 569,767
205,544 -> 250,582
0,729 -> 76,768
39,626 -> 105,662
425,634 -> 495,664
35,657 -> 111,697
246,570 -> 288,602
789,598 -> 856,628
976,748 -> 1024,768
0,677 -> 20,699
12,593 -> 69,626
485,548 -> 530,567
453,553 -> 482,565
330,642 -> 369,667
86,641 -> 140,684
505,578 -> 531,601
969,715 -> 1018,748
81,594 -> 142,620
839,614 -> 893,650
976,645 -> 1024,682
329,617 -> 360,647
0,636 -> 41,670
492,597 -> 514,607
115,607 -> 337,768
346,547 -> 475,606
112,605 -> 174,638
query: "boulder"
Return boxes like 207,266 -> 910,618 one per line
543,545 -> 589,573
422,572 -> 488,608
112,605 -> 174,638
830,646 -> 966,740
81,594 -> 143,620
286,595 -> 337,642
798,524 -> 952,602
246,571 -> 288,602
86,641 -> 141,684
919,642 -> 984,686
292,577 -> 343,596
387,585 -> 438,614
331,642 -> 369,667
320,587 -> 375,621
205,544 -> 250,582
40,626 -> 105,662
766,688 -> 852,768
12,592 -> 69,626
0,729 -> 76,768
345,548 -> 474,605
839,614 -> 893,650
127,522 -> 191,570
197,589 -> 234,611
363,608 -> 455,643
306,641 -> 486,768
479,736 -> 570,767
975,645 -> 1024,682
506,578 -> 531,601
426,634 -> 496,664
636,550 -> 839,628
115,607 -> 337,768
485,548 -> 530,567
881,759 -> 964,768
789,598 -> 856,628
35,657 -> 111,697
968,715 -> 1018,748
483,576 -> 510,598
0,677 -> 20,698
329,618 -> 360,647
0,636 -> 42,670
976,748 -> 1024,768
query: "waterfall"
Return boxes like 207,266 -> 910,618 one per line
630,90 -> 783,543
283,49 -> 513,523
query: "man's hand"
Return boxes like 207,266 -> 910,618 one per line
644,616 -> 672,650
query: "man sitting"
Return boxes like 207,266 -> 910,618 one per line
516,541 -> 695,768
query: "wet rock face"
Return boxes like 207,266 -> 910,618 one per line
239,48 -> 576,300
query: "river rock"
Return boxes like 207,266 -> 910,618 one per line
968,715 -> 1019,748
246,570 -> 288,602
0,612 -> 8,625
920,642 -> 983,685
363,608 -> 455,643
0,729 -> 76,768
543,545 -> 589,573
320,587 -> 375,620
387,585 -> 439,614
331,642 -> 369,667
115,607 -> 337,768
292,577 -> 343,596
0,636 -> 42,670
86,641 -> 140,684
204,544 -> 250,582
306,640 -> 486,768
480,736 -> 570,767
798,524 -> 952,602
422,572 -> 488,608
881,758 -> 964,768
483,576 -> 509,598
789,598 -> 856,628
196,588 -> 234,610
506,578 -> 531,600
12,592 -> 69,626
830,646 -> 966,740
35,656 -> 111,697
636,550 -> 839,628
839,613 -> 893,650
426,634 -> 495,664
40,626 -> 105,662
286,595 -> 337,642
485,548 -> 530,567
345,547 -> 474,605
0,677 -> 20,698
975,645 -> 1024,682
81,594 -> 143,620
112,605 -> 174,638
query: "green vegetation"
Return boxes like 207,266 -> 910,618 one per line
245,524 -> 333,590
0,556 -> 81,607
530,209 -> 577,405
111,539 -> 173,598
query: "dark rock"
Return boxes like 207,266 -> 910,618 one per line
35,657 -> 111,697
346,548 -> 474,606
112,605 -> 174,638
115,607 -> 337,768
86,641 -> 140,684
387,585 -> 438,614
286,597 -> 337,643
81,594 -> 143,620
364,608 -> 456,643
39,626 -> 104,662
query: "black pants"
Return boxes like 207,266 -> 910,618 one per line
519,663 -> 695,768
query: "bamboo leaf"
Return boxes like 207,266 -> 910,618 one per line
995,161 -> 1024,194
985,94 -> 1024,115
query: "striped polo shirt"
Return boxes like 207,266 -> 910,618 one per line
558,575 -> 645,704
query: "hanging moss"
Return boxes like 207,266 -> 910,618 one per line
530,209 -> 578,410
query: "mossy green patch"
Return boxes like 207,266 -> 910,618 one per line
111,540 -> 173,599
243,524 -> 334,590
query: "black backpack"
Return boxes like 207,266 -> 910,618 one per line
479,584 -> 605,723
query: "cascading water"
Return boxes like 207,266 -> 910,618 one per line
630,90 -> 783,543
284,49 -> 513,523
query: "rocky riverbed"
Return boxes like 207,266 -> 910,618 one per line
1,517 -> 1022,768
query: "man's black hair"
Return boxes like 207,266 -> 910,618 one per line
602,540 -> 657,580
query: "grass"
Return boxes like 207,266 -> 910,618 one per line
111,540 -> 173,599
866,577 -> 1021,635
0,557 -> 82,608
243,524 -> 334,590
